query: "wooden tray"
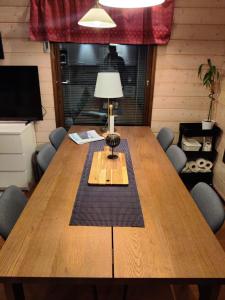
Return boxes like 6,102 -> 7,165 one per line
88,146 -> 129,185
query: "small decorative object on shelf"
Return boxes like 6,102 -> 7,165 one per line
182,137 -> 201,151
202,137 -> 212,152
182,159 -> 213,174
105,133 -> 120,159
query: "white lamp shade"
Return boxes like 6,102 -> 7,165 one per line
78,7 -> 116,28
94,72 -> 123,99
99,0 -> 165,8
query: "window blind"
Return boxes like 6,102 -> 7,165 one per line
60,43 -> 148,128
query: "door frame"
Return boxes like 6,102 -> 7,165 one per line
50,43 -> 157,127
50,43 -> 64,127
144,46 -> 157,126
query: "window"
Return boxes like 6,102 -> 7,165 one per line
52,43 -> 155,128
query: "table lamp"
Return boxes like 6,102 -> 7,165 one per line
94,72 -> 123,133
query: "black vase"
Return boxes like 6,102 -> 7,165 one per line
105,134 -> 121,159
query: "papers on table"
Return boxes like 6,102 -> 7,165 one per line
68,130 -> 104,145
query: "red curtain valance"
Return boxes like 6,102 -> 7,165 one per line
29,0 -> 174,45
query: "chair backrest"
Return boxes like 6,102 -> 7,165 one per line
191,182 -> 225,233
0,186 -> 27,239
166,145 -> 187,173
49,127 -> 67,150
157,127 -> 174,151
37,144 -> 56,173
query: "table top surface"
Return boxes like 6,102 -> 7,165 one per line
0,126 -> 225,281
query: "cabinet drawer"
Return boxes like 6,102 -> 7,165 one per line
0,135 -> 23,153
0,171 -> 28,189
0,154 -> 26,171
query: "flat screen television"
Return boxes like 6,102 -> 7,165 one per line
0,66 -> 43,121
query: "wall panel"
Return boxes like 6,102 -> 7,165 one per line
175,0 -> 225,8
0,7 -> 29,23
3,39 -> 43,53
0,23 -> 28,38
156,54 -> 225,70
0,53 -> 51,67
0,0 -> 29,6
158,40 -> 225,55
214,101 -> 225,198
153,97 -> 209,110
174,8 -> 225,25
152,0 -> 225,198
171,24 -> 225,41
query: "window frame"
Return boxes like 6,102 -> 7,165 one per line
50,43 -> 157,128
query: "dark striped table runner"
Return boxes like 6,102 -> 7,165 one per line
70,140 -> 144,227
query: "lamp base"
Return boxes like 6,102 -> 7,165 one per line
100,125 -> 108,133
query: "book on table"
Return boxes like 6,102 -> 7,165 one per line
69,130 -> 104,145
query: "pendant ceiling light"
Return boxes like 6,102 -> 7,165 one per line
78,2 -> 116,28
99,0 -> 165,8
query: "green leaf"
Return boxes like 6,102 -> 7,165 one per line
198,59 -> 220,91
203,73 -> 210,86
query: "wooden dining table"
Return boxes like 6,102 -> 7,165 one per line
0,126 -> 224,300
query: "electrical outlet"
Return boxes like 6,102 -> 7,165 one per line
223,150 -> 225,164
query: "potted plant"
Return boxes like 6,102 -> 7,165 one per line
198,58 -> 220,130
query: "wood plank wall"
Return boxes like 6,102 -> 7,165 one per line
151,0 -> 225,198
0,0 -> 224,197
214,77 -> 225,199
0,0 -> 56,144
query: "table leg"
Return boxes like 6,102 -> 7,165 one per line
122,285 -> 128,300
4,283 -> 25,300
198,284 -> 221,300
93,285 -> 98,300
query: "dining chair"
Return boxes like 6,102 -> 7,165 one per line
191,182 -> 225,298
191,182 -> 225,233
37,144 -> 56,173
0,186 -> 27,240
0,186 -> 27,299
157,127 -> 174,151
49,127 -> 67,150
166,145 -> 187,174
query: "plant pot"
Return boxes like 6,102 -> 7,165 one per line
202,120 -> 215,130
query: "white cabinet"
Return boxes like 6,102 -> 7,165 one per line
0,122 -> 37,189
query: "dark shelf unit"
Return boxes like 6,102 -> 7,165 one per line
178,123 -> 221,190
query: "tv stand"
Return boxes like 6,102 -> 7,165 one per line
0,122 -> 37,190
